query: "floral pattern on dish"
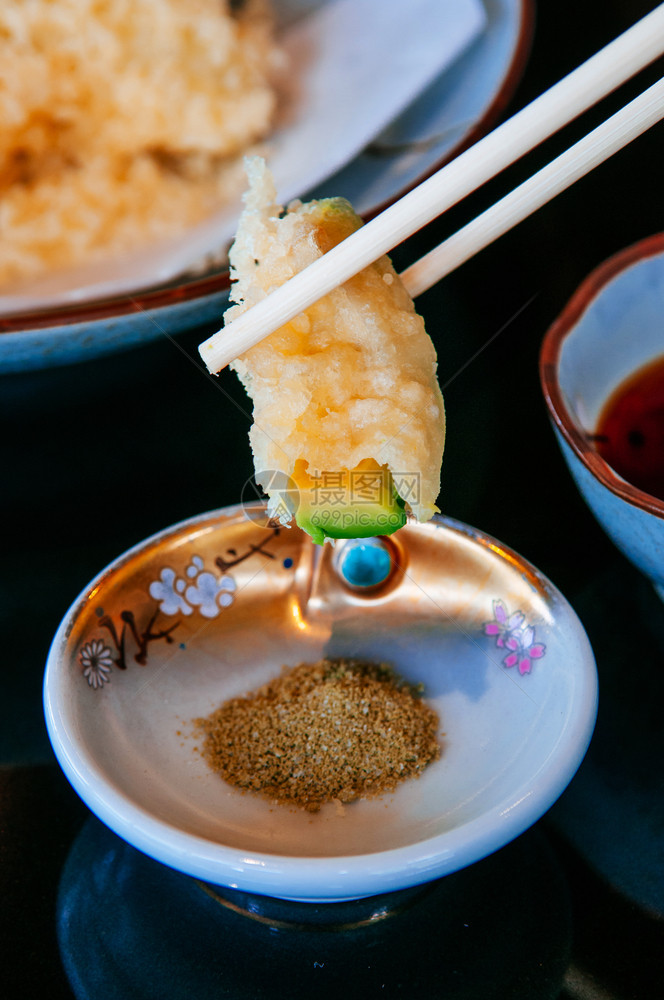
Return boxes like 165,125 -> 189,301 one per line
149,557 -> 237,619
484,599 -> 546,675
79,639 -> 114,689
79,527 -> 285,688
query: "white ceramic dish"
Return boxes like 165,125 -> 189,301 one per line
2,0 -> 532,373
44,505 -> 597,902
2,0 -> 485,316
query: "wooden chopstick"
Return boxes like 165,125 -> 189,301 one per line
401,75 -> 664,298
199,4 -> 664,373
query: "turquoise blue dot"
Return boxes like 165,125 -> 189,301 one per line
340,540 -> 392,588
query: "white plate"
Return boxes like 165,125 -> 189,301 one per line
44,506 -> 596,902
1,0 -> 531,373
1,0 -> 486,315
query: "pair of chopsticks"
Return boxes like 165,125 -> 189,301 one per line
199,4 -> 664,374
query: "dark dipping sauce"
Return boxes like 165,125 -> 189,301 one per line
595,354 -> 664,502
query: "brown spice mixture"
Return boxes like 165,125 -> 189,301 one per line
194,658 -> 441,811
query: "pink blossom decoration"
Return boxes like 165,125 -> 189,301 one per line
484,600 -> 525,646
502,625 -> 546,674
484,601 -> 546,675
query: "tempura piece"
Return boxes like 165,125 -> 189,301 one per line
224,158 -> 445,543
0,0 -> 281,287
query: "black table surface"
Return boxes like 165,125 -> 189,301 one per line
2,2 -> 664,997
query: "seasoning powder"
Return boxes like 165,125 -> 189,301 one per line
194,658 -> 441,811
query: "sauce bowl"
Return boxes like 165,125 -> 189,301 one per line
540,234 -> 664,601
